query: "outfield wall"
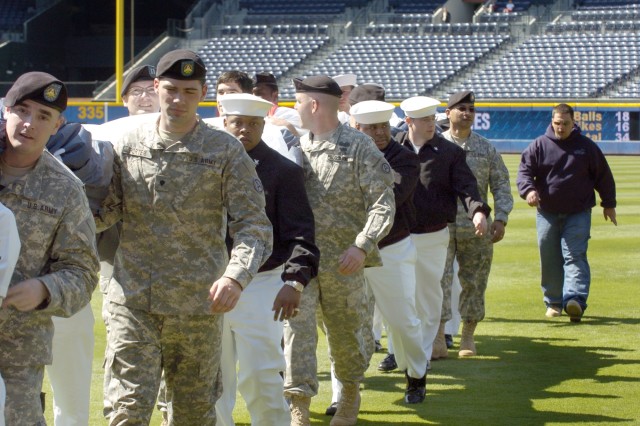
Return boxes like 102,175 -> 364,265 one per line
65,101 -> 640,155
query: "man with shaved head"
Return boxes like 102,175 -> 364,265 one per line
285,75 -> 395,426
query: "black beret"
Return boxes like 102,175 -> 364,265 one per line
254,72 -> 278,87
121,65 -> 156,97
4,71 -> 67,112
447,90 -> 475,108
348,83 -> 386,106
293,75 -> 342,98
156,49 -> 206,81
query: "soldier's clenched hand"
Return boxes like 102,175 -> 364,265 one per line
338,246 -> 366,275
209,277 -> 243,313
2,278 -> 50,311
472,211 -> 487,237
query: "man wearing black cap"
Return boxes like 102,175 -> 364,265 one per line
96,49 -> 272,425
442,90 -> 513,357
253,71 -> 304,137
0,71 -> 99,425
121,64 -> 160,116
285,75 -> 395,426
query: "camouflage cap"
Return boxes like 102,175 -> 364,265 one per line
4,71 -> 67,112
447,90 -> 475,108
348,83 -> 386,106
292,75 -> 342,97
121,65 -> 156,96
156,49 -> 206,81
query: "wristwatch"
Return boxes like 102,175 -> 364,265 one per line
284,280 -> 304,293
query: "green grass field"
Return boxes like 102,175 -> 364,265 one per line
43,154 -> 640,425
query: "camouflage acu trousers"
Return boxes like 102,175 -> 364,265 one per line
0,364 -> 46,426
441,225 -> 494,322
284,269 -> 371,398
103,302 -> 222,426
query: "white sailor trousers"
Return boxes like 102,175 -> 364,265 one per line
47,303 -> 95,426
215,268 -> 290,426
364,236 -> 428,378
411,228 -> 450,359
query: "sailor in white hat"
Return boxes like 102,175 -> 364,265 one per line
351,100 -> 430,404
395,96 -> 489,365
332,73 -> 357,123
215,93 -> 320,426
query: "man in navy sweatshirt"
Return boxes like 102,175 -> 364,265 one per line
517,103 -> 617,323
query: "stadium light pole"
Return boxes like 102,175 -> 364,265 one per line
116,0 -> 125,103
131,0 -> 135,65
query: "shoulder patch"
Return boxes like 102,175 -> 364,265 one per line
253,178 -> 264,193
381,162 -> 391,174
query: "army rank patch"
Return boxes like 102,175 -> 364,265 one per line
253,178 -> 264,193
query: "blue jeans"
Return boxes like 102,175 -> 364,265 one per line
536,208 -> 591,311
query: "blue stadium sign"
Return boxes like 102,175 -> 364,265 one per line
65,101 -> 640,154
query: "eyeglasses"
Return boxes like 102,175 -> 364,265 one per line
454,106 -> 475,113
127,87 -> 156,97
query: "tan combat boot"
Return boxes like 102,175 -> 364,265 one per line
432,321 -> 448,360
289,395 -> 311,426
458,321 -> 477,357
330,382 -> 361,426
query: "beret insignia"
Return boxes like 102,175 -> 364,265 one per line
181,61 -> 194,77
44,83 -> 62,102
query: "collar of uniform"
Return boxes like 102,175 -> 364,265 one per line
442,129 -> 476,151
20,151 -> 57,201
302,126 -> 343,152
146,119 -> 206,153
246,140 -> 269,163
397,131 -> 436,153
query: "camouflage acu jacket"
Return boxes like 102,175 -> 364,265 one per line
96,119 -> 273,315
301,125 -> 395,269
0,149 -> 99,367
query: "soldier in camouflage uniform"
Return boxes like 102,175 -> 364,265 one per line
284,75 -> 395,426
441,91 -> 513,357
96,50 -> 272,425
0,72 -> 99,426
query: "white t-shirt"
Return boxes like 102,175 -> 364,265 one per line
0,202 -> 20,301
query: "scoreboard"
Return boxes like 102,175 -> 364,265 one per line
470,109 -> 640,142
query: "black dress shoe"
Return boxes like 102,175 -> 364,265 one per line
445,334 -> 453,349
378,353 -> 397,372
374,339 -> 383,352
404,372 -> 426,404
325,401 -> 338,416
